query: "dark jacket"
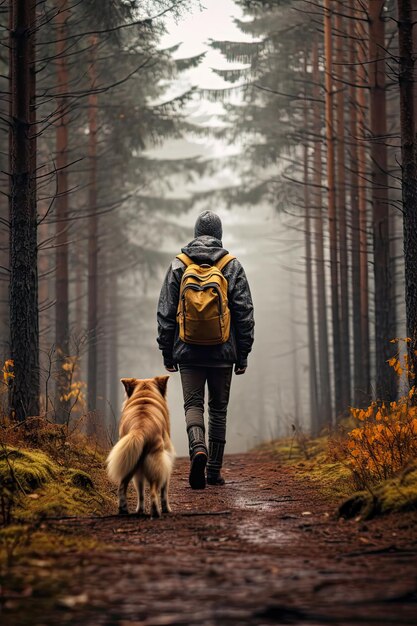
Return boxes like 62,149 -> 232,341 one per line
157,235 -> 254,368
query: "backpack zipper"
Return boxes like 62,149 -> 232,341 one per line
183,272 -> 220,282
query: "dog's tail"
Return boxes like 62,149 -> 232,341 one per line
106,431 -> 144,484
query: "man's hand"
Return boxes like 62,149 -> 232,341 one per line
234,366 -> 246,375
165,364 -> 178,373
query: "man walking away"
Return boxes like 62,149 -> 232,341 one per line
157,210 -> 254,489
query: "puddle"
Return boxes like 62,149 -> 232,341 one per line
233,495 -> 278,512
233,494 -> 294,545
237,518 -> 292,545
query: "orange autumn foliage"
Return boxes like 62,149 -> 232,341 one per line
337,340 -> 417,487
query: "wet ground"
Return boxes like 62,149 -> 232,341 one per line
1,452 -> 417,625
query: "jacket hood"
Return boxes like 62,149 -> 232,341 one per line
181,235 -> 229,264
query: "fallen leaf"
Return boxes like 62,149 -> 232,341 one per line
301,511 -> 312,516
29,559 -> 50,568
58,593 -> 88,609
27,493 -> 39,500
358,536 -> 377,545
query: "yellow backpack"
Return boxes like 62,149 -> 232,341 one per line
176,253 -> 236,345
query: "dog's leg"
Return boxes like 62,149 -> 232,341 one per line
161,479 -> 172,514
118,476 -> 130,515
133,471 -> 145,515
149,482 -> 161,518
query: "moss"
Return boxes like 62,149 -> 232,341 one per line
0,445 -> 111,524
262,437 -> 353,501
66,468 -> 94,489
0,447 -> 57,492
0,525 -> 103,570
339,461 -> 417,519
261,436 -> 329,463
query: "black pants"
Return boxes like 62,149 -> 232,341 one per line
179,365 -> 233,444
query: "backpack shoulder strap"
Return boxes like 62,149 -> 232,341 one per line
215,254 -> 236,272
176,253 -> 193,267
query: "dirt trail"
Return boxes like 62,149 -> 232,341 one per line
2,452 -> 417,625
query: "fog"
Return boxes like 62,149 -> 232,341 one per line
113,2 -> 312,456
118,202 -> 309,456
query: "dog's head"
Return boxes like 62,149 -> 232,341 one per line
120,376 -> 169,399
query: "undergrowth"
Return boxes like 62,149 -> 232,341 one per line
269,340 -> 417,519
0,411 -> 114,568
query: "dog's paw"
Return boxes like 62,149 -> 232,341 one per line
162,504 -> 172,514
151,503 -> 161,519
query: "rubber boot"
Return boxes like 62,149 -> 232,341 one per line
207,439 -> 225,486
188,426 -> 207,490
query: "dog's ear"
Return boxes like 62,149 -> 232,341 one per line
154,375 -> 169,398
120,378 -> 137,398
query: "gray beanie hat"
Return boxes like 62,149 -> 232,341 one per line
194,210 -> 223,241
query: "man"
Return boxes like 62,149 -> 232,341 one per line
157,210 -> 254,489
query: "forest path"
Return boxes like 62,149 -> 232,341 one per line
3,452 -> 417,625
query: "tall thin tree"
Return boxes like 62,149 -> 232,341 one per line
312,36 -> 332,426
55,0 -> 71,422
397,0 -> 417,385
87,35 -> 99,420
334,8 -> 350,409
368,0 -> 397,400
348,1 -> 363,405
324,0 -> 342,416
303,52 -> 319,434
9,0 -> 40,419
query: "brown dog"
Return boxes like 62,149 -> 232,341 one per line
106,376 -> 175,517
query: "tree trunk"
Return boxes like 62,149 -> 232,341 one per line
356,14 -> 371,402
38,203 -> 51,414
289,280 -> 300,428
397,0 -> 417,387
96,244 -> 107,421
9,0 -> 40,420
312,37 -> 332,427
87,35 -> 99,423
0,195 -> 9,360
334,10 -> 350,411
324,0 -> 342,417
74,232 -> 84,337
349,2 -> 363,405
108,278 -> 119,431
303,55 -> 319,434
368,0 -> 397,400
55,0 -> 70,423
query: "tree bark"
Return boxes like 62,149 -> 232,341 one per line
397,0 -> 417,387
108,278 -> 119,428
324,0 -> 342,417
335,9 -> 350,410
368,0 -> 397,400
303,53 -> 319,434
349,1 -> 363,405
356,14 -> 371,402
289,279 -> 301,428
9,0 -> 40,420
87,35 -> 99,423
312,37 -> 332,426
55,0 -> 70,423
